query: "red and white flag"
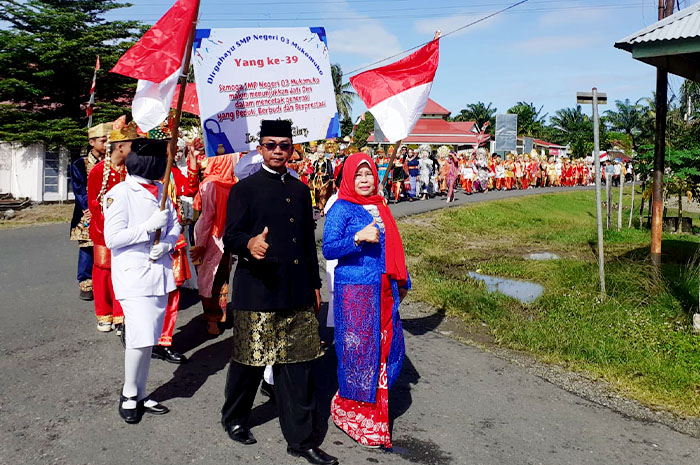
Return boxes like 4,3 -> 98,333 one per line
110,0 -> 198,132
86,56 -> 100,121
350,39 -> 440,143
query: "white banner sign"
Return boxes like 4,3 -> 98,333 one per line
192,27 -> 339,156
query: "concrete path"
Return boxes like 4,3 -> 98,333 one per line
1,186 -> 698,465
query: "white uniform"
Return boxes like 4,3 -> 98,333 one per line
104,174 -> 181,348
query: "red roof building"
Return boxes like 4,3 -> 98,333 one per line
367,98 -> 490,148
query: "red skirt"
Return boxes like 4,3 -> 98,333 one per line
331,275 -> 394,448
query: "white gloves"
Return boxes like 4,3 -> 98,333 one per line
144,209 -> 169,233
149,242 -> 171,260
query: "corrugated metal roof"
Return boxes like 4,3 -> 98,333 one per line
615,3 -> 700,51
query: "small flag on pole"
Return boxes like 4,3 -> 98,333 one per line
110,0 -> 198,132
86,55 -> 100,126
350,39 -> 440,143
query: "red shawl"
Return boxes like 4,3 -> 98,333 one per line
337,153 -> 407,282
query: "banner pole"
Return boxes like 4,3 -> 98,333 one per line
154,0 -> 200,245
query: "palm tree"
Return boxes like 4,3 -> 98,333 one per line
604,98 -> 643,151
453,101 -> 497,131
550,105 -> 589,134
679,80 -> 700,121
550,106 -> 593,157
331,63 -> 356,120
507,101 -> 547,137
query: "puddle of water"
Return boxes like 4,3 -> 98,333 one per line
525,252 -> 560,261
468,272 -> 544,304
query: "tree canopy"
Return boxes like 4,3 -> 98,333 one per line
452,101 -> 496,133
507,101 -> 547,138
0,0 -> 144,147
331,63 -> 356,122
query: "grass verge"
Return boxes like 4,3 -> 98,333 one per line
0,203 -> 73,230
399,189 -> 700,417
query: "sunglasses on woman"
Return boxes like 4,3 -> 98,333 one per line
261,141 -> 293,151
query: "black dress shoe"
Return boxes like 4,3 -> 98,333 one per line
260,381 -> 275,403
79,290 -> 94,301
118,395 -> 141,424
287,447 -> 338,465
224,424 -> 256,445
151,345 -> 187,364
138,398 -> 170,415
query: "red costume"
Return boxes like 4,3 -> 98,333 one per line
87,159 -> 125,325
156,167 -> 200,346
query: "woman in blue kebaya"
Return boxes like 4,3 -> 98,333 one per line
322,152 -> 410,449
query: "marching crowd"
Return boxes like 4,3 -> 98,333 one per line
286,142 -> 632,208
68,114 -> 635,464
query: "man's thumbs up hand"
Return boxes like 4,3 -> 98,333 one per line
248,226 -> 270,260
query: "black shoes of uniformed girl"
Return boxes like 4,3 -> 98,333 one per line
118,395 -> 140,424
118,395 -> 169,424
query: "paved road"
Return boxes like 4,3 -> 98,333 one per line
2,186 -> 698,465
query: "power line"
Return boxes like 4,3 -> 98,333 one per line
120,3 -> 648,22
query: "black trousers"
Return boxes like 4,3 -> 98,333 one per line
221,360 -> 319,450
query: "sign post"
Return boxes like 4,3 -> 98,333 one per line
578,90 -> 607,298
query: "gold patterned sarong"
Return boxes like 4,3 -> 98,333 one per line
230,307 -> 323,366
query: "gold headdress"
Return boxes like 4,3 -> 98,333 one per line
88,122 -> 113,139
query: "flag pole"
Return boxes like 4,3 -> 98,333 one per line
154,0 -> 200,244
87,55 -> 100,128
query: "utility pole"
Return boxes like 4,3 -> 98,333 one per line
651,0 -> 674,266
578,89 -> 607,298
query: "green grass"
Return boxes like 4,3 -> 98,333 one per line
399,189 -> 700,416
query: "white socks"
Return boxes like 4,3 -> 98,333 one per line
122,346 -> 152,409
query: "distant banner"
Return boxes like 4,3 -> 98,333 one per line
495,114 -> 517,153
192,27 -> 339,156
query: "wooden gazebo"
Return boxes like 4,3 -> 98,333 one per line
615,2 -> 700,264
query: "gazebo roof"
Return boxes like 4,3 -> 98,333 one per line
614,3 -> 700,82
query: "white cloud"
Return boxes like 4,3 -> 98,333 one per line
514,35 -> 601,54
319,0 -> 402,61
328,23 -> 402,60
538,6 -> 608,27
414,12 -> 504,38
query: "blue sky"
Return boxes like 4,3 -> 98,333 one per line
109,0 -> 699,122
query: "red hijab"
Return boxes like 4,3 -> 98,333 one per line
194,154 -> 236,238
338,153 -> 407,282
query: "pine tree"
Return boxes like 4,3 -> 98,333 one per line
0,0 -> 145,147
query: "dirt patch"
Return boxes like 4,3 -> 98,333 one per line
0,203 -> 73,230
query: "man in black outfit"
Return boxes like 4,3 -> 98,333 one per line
221,119 -> 338,465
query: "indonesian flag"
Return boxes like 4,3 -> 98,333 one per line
350,39 -> 439,143
110,0 -> 198,131
86,56 -> 100,118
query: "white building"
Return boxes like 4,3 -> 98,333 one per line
0,142 -> 75,202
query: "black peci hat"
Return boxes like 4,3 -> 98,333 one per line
131,138 -> 169,158
259,119 -> 293,139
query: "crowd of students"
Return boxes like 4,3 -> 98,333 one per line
292,142 -> 634,207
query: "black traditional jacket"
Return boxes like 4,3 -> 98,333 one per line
224,167 -> 321,311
